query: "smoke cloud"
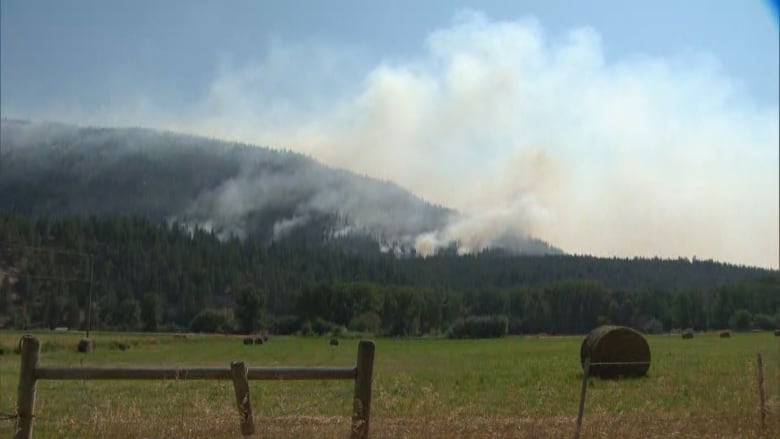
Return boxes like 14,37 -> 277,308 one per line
10,11 -> 779,268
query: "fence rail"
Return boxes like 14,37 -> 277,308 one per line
35,365 -> 357,380
13,335 -> 375,439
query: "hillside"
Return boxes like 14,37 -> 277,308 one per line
0,119 -> 561,255
0,214 -> 777,333
1,120 -> 777,335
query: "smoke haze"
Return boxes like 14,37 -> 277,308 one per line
7,11 -> 779,268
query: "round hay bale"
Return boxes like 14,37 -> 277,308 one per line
243,337 -> 254,345
719,331 -> 731,338
254,337 -> 264,345
329,338 -> 339,346
580,325 -> 650,379
77,338 -> 95,353
681,328 -> 694,339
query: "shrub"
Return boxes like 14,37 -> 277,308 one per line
106,340 -> 131,351
272,315 -> 302,335
299,320 -> 314,336
311,318 -> 339,336
189,308 -> 232,333
642,318 -> 664,335
508,318 -> 523,335
349,311 -> 382,333
753,313 -> 775,331
448,315 -> 508,339
729,309 -> 752,332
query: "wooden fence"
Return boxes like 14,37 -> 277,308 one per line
13,335 -> 375,439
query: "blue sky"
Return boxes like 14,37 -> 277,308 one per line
2,0 -> 777,114
1,1 -> 779,268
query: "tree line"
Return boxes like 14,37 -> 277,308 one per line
0,214 -> 777,336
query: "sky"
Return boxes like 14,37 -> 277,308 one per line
1,0 -> 779,268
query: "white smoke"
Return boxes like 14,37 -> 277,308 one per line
8,11 -> 779,268
272,214 -> 310,241
235,11 -> 777,267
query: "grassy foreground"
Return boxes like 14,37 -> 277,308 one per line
0,331 -> 777,439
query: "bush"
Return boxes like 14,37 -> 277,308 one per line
309,318 -> 340,336
189,308 -> 232,333
753,313 -> 775,331
642,318 -> 664,335
299,320 -> 314,336
349,311 -> 382,333
729,309 -> 752,332
508,318 -> 523,335
271,315 -> 302,335
448,315 -> 508,339
330,325 -> 347,337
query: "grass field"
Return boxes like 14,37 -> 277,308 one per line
0,331 -> 778,439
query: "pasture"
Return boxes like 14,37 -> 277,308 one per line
0,331 -> 777,438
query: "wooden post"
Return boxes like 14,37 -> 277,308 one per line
15,336 -> 40,439
351,340 -> 375,439
230,361 -> 255,437
86,254 -> 94,339
757,353 -> 766,430
574,357 -> 590,439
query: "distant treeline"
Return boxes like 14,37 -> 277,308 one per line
0,214 -> 777,336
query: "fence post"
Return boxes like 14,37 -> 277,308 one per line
230,361 -> 255,437
757,353 -> 766,430
351,340 -> 375,439
15,336 -> 40,439
574,357 -> 590,439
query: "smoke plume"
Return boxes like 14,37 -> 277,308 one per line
7,11 -> 779,267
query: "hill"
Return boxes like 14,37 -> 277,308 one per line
0,119 -> 561,255
0,214 -> 776,334
1,120 -> 776,335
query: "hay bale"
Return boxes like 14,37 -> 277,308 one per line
243,337 -> 254,345
254,337 -> 264,345
719,331 -> 731,338
580,325 -> 650,379
77,338 -> 95,353
682,328 -> 694,339
329,338 -> 339,346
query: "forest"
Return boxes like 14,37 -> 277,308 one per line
1,213 -> 777,337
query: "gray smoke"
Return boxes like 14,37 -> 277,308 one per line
3,11 -> 778,267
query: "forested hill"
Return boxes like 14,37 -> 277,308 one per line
1,215 -> 777,335
0,119 -> 560,255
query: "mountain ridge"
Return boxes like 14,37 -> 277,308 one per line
0,119 -> 562,256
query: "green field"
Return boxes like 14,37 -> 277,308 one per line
0,331 -> 777,439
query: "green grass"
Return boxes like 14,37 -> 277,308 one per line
0,331 -> 778,438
